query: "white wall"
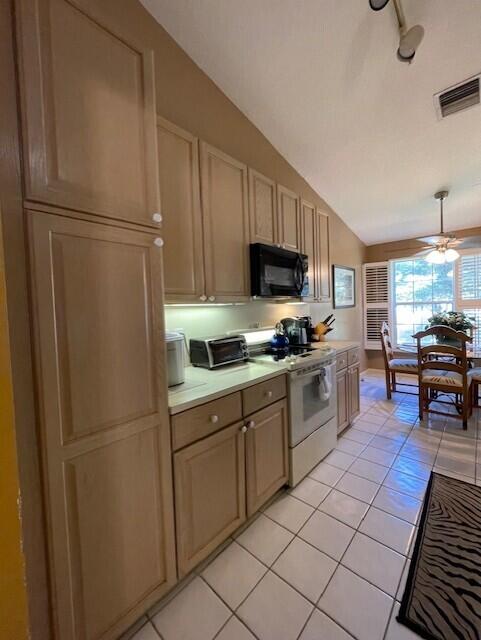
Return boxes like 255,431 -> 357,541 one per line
164,299 -> 360,343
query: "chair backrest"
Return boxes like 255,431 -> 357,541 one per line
380,321 -> 393,368
412,325 -> 471,387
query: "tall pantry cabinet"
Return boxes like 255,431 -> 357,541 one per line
15,1 -> 176,639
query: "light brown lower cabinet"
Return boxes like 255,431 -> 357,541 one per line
245,399 -> 289,517
348,363 -> 361,420
336,369 -> 350,434
173,377 -> 288,575
27,210 -> 176,640
336,349 -> 361,434
174,421 -> 247,576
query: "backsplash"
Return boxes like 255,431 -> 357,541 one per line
164,300 -> 361,345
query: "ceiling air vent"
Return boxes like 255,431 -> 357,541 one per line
434,75 -> 480,119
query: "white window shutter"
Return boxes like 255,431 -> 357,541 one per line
362,262 -> 389,350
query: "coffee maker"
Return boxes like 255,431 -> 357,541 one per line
280,316 -> 313,346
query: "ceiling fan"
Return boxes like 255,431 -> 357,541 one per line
414,191 -> 481,264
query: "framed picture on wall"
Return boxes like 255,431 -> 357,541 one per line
332,265 -> 355,308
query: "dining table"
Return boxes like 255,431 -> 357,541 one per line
398,343 -> 481,367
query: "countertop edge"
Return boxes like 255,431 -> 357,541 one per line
168,367 -> 287,415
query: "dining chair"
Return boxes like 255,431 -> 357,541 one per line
413,325 -> 473,429
469,368 -> 481,408
380,321 -> 418,399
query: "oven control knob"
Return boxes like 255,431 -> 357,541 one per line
209,415 -> 219,424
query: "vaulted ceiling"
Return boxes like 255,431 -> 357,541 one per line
141,0 -> 481,245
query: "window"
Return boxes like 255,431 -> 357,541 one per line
392,259 -> 454,346
456,251 -> 481,350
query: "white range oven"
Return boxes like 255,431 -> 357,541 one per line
287,355 -> 337,485
243,329 -> 338,486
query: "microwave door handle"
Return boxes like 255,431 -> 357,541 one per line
294,256 -> 304,295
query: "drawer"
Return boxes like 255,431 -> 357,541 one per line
348,347 -> 360,366
171,392 -> 242,451
336,352 -> 348,371
242,375 -> 286,416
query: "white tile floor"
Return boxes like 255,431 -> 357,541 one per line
131,370 -> 480,640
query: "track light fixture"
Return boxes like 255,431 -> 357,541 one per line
369,0 -> 424,63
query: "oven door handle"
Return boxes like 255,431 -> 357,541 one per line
290,366 -> 326,381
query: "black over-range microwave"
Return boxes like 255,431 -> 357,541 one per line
250,243 -> 309,298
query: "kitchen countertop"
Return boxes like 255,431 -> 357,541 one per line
168,362 -> 287,415
311,340 -> 360,354
168,340 -> 361,415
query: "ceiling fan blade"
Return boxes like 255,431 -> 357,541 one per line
416,235 -> 446,245
413,248 -> 434,256
453,235 -> 481,250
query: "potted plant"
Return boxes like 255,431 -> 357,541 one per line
426,311 -> 476,346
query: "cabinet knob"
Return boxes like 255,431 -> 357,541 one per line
265,390 -> 273,399
152,212 -> 162,223
240,425 -> 248,433
209,414 -> 219,424
199,295 -> 207,301
247,420 -> 255,429
154,237 -> 164,247
208,296 -> 216,302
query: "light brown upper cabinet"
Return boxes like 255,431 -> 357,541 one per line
316,209 -> 331,300
300,199 -> 317,300
245,399 -> 288,517
16,0 -> 160,227
249,168 -> 278,246
200,142 -> 250,301
277,184 -> 301,252
157,117 -> 205,302
27,211 -> 176,640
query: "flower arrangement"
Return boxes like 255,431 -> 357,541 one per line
426,310 -> 475,333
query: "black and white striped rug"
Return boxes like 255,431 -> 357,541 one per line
398,472 -> 481,640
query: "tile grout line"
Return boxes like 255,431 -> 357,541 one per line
141,377 -> 480,640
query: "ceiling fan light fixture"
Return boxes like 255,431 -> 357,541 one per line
444,248 -> 460,263
425,249 -> 447,264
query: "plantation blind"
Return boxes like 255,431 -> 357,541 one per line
362,262 -> 389,350
456,251 -> 481,350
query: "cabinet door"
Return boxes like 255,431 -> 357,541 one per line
336,369 -> 350,434
348,363 -> 361,422
249,168 -> 278,245
277,185 -> 301,252
200,142 -> 250,301
28,211 -> 176,640
245,399 -> 288,517
174,422 -> 246,576
157,117 -> 205,302
316,209 -> 331,300
300,199 -> 317,300
16,0 -> 159,226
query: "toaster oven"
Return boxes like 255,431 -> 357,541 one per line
189,335 -> 249,369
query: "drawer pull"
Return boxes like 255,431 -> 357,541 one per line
265,390 -> 273,399
209,415 -> 219,424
